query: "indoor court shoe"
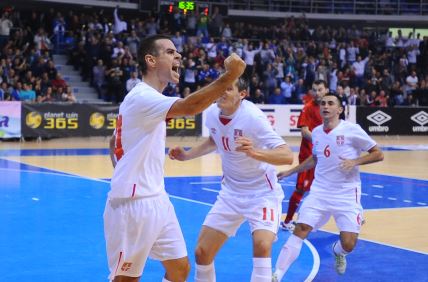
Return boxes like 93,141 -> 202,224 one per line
333,251 -> 347,274
272,273 -> 279,282
280,221 -> 296,232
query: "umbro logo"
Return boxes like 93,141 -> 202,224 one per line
410,111 -> 428,126
367,110 -> 392,126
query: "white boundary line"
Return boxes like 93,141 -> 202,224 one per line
2,165 -> 426,274
319,229 -> 428,256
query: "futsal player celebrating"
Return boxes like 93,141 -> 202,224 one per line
273,93 -> 384,281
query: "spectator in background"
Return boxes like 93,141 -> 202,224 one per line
40,72 -> 52,94
33,28 -> 51,53
60,86 -> 77,103
329,63 -> 338,94
415,80 -> 428,106
171,31 -> 185,53
126,30 -> 141,58
126,71 -> 141,92
0,11 -> 13,48
269,87 -> 286,104
105,59 -> 123,103
221,23 -> 232,39
293,78 -> 307,104
210,6 -> 224,37
280,75 -> 294,104
243,39 -> 261,78
51,73 -> 68,90
252,88 -> 265,104
348,87 -> 360,105
346,42 -> 359,65
92,59 -> 106,100
10,81 -> 22,101
113,5 -> 127,34
181,86 -> 191,98
389,81 -> 404,106
112,41 -> 125,59
366,90 -> 377,107
406,70 -> 418,95
185,11 -> 197,36
337,85 -> 350,119
196,11 -> 209,38
375,89 -> 389,107
19,82 -> 36,102
0,81 -> 10,100
352,54 -> 370,88
182,57 -> 197,92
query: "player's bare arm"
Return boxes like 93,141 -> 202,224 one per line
167,53 -> 245,118
109,133 -> 117,168
300,126 -> 312,142
235,137 -> 293,165
169,137 -> 217,161
277,155 -> 316,180
339,145 -> 384,173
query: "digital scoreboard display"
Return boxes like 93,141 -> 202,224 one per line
178,1 -> 195,11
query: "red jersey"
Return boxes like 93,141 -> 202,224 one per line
297,100 -> 322,162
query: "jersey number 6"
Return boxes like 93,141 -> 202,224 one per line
324,145 -> 331,157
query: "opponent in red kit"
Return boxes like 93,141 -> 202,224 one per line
280,80 -> 327,231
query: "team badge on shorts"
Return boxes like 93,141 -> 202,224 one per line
336,135 -> 345,146
211,128 -> 216,134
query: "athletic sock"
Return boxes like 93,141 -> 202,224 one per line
274,234 -> 304,281
333,240 -> 350,256
250,257 -> 272,282
195,262 -> 215,282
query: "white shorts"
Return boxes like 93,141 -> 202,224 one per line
297,193 -> 363,233
103,193 -> 187,280
203,191 -> 283,237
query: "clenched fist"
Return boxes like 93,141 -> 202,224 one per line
223,53 -> 246,79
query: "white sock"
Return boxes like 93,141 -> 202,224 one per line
333,240 -> 350,256
162,278 -> 172,282
195,262 -> 215,282
250,257 -> 272,282
273,234 -> 303,281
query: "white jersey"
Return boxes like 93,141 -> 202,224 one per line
110,82 -> 179,199
205,100 -> 286,197
310,120 -> 376,199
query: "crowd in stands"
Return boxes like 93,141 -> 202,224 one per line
1,4 -> 428,107
0,7 -> 76,103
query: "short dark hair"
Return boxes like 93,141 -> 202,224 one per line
138,35 -> 172,75
313,79 -> 328,89
236,76 -> 249,92
323,93 -> 343,107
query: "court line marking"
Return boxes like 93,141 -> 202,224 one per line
365,206 -> 428,211
190,181 -> 222,185
202,188 -> 220,193
2,164 -> 427,258
319,229 -> 428,256
0,166 -> 320,282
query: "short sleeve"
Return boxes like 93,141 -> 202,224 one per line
351,124 -> 377,152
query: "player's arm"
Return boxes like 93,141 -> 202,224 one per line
339,145 -> 384,172
235,137 -> 293,165
169,137 -> 217,161
300,126 -> 312,142
167,54 -> 245,118
277,155 -> 316,180
109,133 -> 117,168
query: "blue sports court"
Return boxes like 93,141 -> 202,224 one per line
0,146 -> 427,281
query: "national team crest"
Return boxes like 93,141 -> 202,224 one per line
234,129 -> 243,140
336,135 -> 345,146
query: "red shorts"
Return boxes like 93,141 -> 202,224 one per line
296,168 -> 315,192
